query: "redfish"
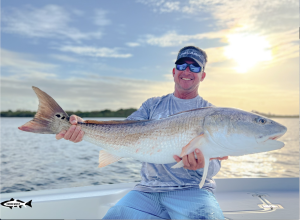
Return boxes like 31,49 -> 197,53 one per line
19,87 -> 287,188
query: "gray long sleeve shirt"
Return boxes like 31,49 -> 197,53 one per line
127,93 -> 221,194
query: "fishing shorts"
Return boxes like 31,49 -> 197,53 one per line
102,188 -> 224,219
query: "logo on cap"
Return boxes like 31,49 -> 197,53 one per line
177,48 -> 206,67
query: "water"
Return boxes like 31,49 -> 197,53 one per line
1,117 -> 299,193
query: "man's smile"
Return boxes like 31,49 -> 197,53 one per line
181,77 -> 193,81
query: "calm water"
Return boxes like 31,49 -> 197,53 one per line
1,117 -> 299,193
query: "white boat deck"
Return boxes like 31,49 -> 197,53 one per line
1,177 -> 298,219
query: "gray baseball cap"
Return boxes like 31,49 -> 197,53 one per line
175,46 -> 206,69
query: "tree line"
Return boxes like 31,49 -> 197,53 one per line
1,108 -> 137,118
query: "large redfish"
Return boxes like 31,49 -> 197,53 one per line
19,87 -> 287,188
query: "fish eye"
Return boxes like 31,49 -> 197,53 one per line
258,118 -> 267,124
255,117 -> 267,124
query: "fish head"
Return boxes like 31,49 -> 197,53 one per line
203,108 -> 287,155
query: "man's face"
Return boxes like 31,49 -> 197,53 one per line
172,58 -> 206,93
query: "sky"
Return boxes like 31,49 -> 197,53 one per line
1,0 -> 299,115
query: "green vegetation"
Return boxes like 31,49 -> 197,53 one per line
1,108 -> 137,118
252,111 -> 299,118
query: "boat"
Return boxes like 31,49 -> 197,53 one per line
1,177 -> 298,219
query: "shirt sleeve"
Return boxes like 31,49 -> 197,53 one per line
126,102 -> 149,120
126,97 -> 161,120
210,159 -> 221,177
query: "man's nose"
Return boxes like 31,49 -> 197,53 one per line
184,66 -> 191,73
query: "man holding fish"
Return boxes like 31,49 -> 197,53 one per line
56,46 -> 227,219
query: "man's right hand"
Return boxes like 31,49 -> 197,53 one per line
56,115 -> 85,143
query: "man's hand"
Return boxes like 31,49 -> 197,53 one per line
56,115 -> 85,143
173,148 -> 228,170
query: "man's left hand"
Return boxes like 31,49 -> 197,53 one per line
173,148 -> 228,170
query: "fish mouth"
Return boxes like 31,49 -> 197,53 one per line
257,131 -> 286,143
267,133 -> 284,140
256,131 -> 286,151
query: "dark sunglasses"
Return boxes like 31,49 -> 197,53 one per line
176,63 -> 202,73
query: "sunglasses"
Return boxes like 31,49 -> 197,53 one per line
176,63 -> 202,73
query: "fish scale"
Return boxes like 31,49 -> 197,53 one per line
18,86 -> 287,188
80,114 -> 201,163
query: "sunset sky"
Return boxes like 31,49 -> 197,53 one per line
1,0 -> 298,115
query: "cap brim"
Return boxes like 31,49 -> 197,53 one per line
175,57 -> 204,68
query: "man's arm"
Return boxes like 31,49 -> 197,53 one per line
56,98 -> 153,143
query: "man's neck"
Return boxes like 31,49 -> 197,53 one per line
173,90 -> 199,99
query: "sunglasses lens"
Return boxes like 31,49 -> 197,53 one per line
176,63 -> 187,71
190,64 -> 201,73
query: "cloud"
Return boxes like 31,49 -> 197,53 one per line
94,9 -> 111,26
59,46 -> 132,58
137,0 -> 180,13
0,49 -> 172,111
49,54 -> 82,63
138,0 -> 298,32
1,49 -> 58,78
1,5 -> 103,41
1,74 -> 173,112
143,30 -> 227,47
126,42 -> 141,47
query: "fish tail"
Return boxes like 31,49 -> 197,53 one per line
25,200 -> 32,208
18,86 -> 70,134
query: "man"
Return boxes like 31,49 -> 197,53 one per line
56,46 -> 227,219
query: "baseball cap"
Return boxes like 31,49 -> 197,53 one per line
175,46 -> 207,69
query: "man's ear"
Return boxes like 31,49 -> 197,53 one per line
200,72 -> 206,81
172,68 -> 175,77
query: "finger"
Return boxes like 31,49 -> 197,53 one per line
69,126 -> 82,142
182,155 -> 190,168
210,156 -> 229,160
77,117 -> 84,123
56,130 -> 67,140
195,148 -> 205,169
64,125 -> 76,140
188,152 -> 197,168
217,156 -> 228,160
74,131 -> 84,143
69,115 -> 78,125
173,155 -> 182,163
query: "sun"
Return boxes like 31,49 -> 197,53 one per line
224,33 -> 272,73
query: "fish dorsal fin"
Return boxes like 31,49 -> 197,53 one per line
98,150 -> 122,168
168,107 -> 214,117
83,119 -> 149,125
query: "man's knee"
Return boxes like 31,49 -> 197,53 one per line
102,205 -> 128,219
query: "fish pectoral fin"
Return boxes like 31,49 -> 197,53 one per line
199,156 -> 210,189
171,160 -> 184,169
98,150 -> 122,168
180,133 -> 205,157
